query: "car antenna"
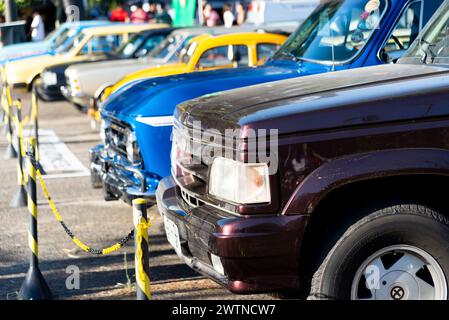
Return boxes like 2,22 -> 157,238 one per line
331,29 -> 336,72
327,12 -> 336,72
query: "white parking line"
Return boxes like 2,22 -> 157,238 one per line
23,129 -> 90,179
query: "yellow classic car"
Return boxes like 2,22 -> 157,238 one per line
5,24 -> 166,91
94,32 -> 287,119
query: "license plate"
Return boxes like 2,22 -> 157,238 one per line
164,216 -> 181,253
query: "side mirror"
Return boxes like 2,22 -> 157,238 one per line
381,49 -> 404,64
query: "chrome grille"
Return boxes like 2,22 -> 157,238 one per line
172,121 -> 208,208
105,119 -> 128,156
181,188 -> 204,208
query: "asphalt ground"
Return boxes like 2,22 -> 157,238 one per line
0,92 -> 274,300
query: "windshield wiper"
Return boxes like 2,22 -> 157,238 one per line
277,51 -> 302,63
419,38 -> 437,64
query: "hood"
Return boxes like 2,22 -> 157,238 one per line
6,52 -> 61,71
66,58 -> 163,80
68,57 -> 164,75
177,64 -> 449,135
110,63 -> 189,92
46,55 -> 118,74
102,65 -> 301,121
0,42 -> 48,59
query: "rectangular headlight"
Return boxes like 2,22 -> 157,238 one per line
209,157 -> 271,205
43,72 -> 57,86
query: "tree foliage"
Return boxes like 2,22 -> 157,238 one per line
0,0 -> 38,14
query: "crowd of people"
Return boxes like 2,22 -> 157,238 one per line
110,2 -> 173,24
0,1 -> 249,44
109,1 -> 247,28
203,2 -> 246,27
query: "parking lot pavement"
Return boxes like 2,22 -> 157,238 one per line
0,93 -> 274,300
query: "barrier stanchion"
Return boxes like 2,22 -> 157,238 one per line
18,137 -> 52,300
31,88 -> 45,175
0,66 -> 7,129
133,199 -> 151,300
11,99 -> 27,208
1,82 -> 9,138
3,84 -> 17,159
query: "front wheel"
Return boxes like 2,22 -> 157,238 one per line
309,204 -> 449,300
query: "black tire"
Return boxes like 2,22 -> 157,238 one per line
90,169 -> 102,189
74,103 -> 88,113
308,203 -> 449,300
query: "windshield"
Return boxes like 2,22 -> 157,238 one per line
55,29 -> 83,53
271,0 -> 388,64
148,34 -> 193,62
401,2 -> 449,65
56,31 -> 86,54
115,33 -> 146,58
179,41 -> 198,64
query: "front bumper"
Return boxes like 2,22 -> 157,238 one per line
156,176 -> 309,294
61,85 -> 90,109
11,82 -> 27,93
90,144 -> 157,205
35,82 -> 65,101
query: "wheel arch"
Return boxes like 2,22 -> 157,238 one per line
27,73 -> 41,92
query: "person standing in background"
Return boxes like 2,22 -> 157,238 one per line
31,10 -> 45,42
203,3 -> 220,27
172,0 -> 196,27
150,3 -> 173,25
131,3 -> 149,23
110,3 -> 130,22
235,2 -> 246,25
223,3 -> 235,28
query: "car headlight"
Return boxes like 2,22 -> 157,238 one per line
126,129 -> 140,164
209,157 -> 271,204
42,71 -> 57,86
68,75 -> 81,93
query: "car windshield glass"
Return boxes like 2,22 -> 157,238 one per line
179,41 -> 197,64
147,33 -> 191,62
401,2 -> 449,64
55,29 -> 84,53
271,0 -> 388,64
115,33 -> 146,58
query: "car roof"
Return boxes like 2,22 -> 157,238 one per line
189,32 -> 286,46
136,27 -> 177,36
169,23 -> 295,39
81,23 -> 168,36
62,20 -> 114,28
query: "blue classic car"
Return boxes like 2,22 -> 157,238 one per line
91,0 -> 444,204
0,21 -> 111,66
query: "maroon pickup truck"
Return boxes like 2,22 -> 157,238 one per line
156,3 -> 449,300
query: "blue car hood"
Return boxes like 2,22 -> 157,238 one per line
0,42 -> 49,59
103,65 -> 304,121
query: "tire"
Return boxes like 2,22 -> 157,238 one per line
308,203 -> 449,300
90,169 -> 102,189
74,103 -> 88,113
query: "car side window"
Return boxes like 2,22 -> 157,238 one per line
257,43 -> 281,64
197,45 -> 249,69
80,35 -> 124,55
381,1 -> 422,61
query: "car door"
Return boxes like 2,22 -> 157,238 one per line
379,0 -> 444,63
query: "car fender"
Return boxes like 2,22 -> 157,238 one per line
94,82 -> 115,100
283,148 -> 449,215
